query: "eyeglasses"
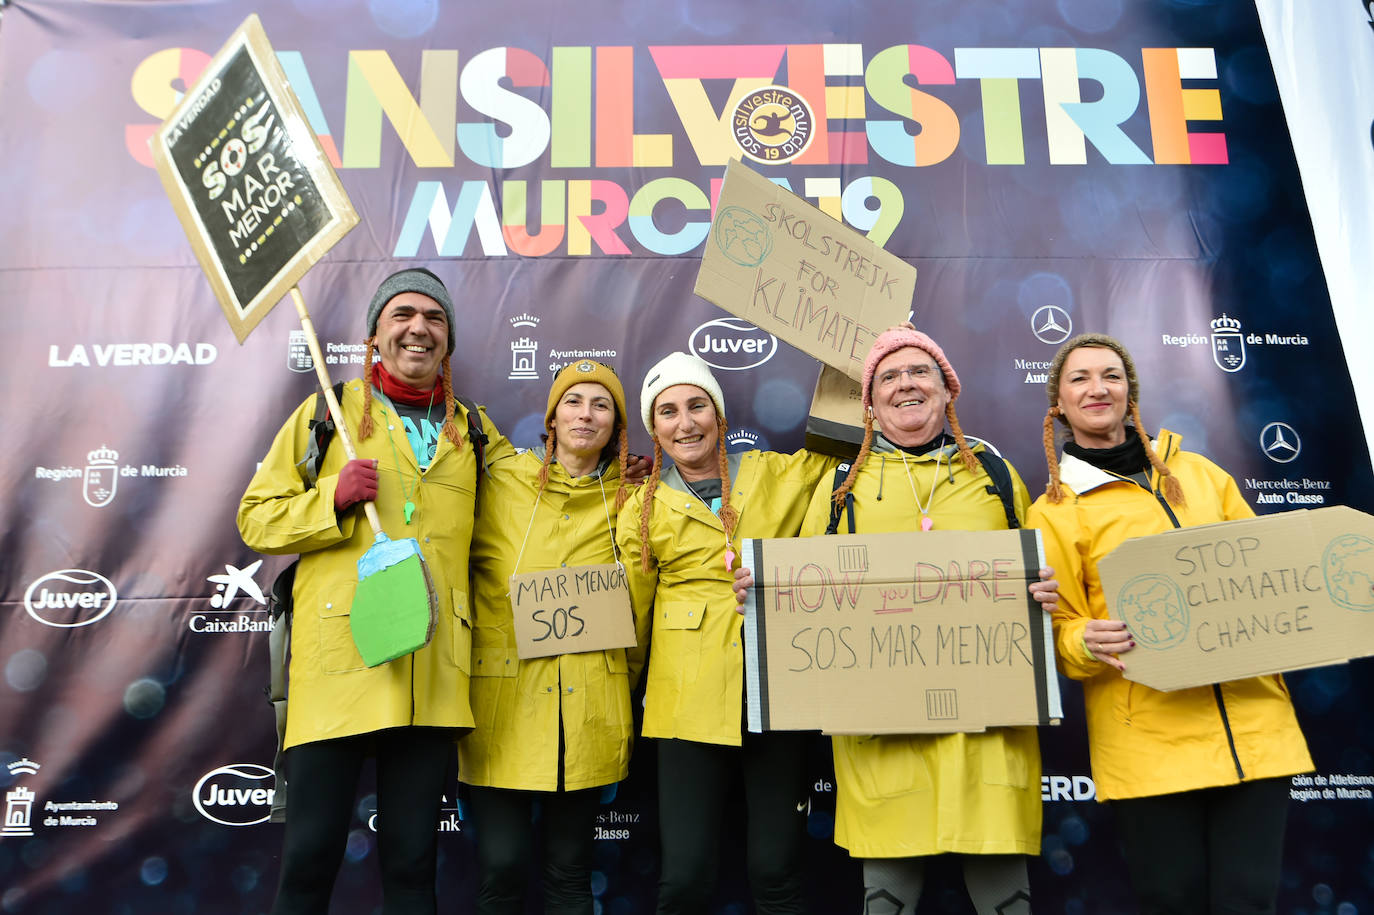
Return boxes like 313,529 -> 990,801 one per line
876,364 -> 939,390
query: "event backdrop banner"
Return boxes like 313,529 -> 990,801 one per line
1,1 -> 1372,913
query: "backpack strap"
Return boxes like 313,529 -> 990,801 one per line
268,380 -> 344,824
974,448 -> 1020,531
824,463 -> 855,536
298,380 -> 346,489
265,560 -> 297,823
453,395 -> 488,516
823,449 -> 1019,536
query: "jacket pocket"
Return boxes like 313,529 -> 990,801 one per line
471,625 -> 517,678
845,735 -> 932,800
656,601 -> 706,685
604,647 -> 629,675
318,580 -> 365,673
975,731 -> 1030,788
452,587 -> 473,675
658,601 -> 707,631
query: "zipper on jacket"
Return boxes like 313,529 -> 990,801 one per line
1212,684 -> 1245,780
1151,435 -> 1246,781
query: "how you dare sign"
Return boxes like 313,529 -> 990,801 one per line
741,529 -> 1061,735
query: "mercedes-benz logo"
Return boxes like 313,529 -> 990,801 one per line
1031,305 -> 1072,345
1260,422 -> 1301,463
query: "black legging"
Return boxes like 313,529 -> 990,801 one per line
271,727 -> 453,915
1111,777 -> 1292,915
654,732 -> 810,914
466,784 -> 602,915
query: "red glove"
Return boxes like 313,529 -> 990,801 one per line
334,459 -> 378,510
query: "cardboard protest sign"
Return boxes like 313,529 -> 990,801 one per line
1098,505 -> 1374,691
149,14 -> 357,343
509,563 -> 638,660
741,530 -> 1061,734
695,159 -> 916,382
804,364 -> 871,459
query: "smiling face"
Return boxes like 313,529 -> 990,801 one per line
374,292 -> 449,388
553,382 -> 616,462
1057,345 -> 1130,448
652,384 -> 720,480
870,346 -> 951,447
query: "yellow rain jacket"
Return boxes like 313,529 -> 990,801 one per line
799,436 -> 1042,858
238,380 -> 508,749
460,448 -> 651,792
619,450 -> 837,746
1026,428 -> 1312,801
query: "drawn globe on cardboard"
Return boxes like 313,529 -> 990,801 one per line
1116,573 -> 1189,649
713,206 -> 773,267
1322,534 -> 1374,612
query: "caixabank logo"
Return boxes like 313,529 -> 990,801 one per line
193,764 -> 275,827
190,559 -> 271,634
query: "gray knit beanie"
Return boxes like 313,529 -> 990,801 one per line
365,267 -> 456,356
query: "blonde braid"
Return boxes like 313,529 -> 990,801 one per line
1043,406 -> 1066,504
944,403 -> 979,473
538,419 -> 558,495
715,416 -> 739,541
439,358 -> 462,449
1131,402 -> 1185,507
614,424 -> 630,511
638,437 -> 664,573
833,409 -> 875,508
359,339 -> 377,440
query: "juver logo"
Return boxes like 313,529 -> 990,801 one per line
24,569 -> 118,628
689,318 -> 778,371
193,764 -> 275,827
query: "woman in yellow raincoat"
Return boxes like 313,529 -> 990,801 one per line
1027,333 -> 1313,915
617,351 -> 836,914
461,359 -> 649,915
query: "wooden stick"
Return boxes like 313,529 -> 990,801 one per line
290,286 -> 383,538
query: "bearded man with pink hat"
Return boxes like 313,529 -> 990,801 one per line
796,323 -> 1056,913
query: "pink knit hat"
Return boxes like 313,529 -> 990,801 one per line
861,323 -> 960,408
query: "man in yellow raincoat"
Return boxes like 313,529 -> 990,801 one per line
238,267 -> 507,915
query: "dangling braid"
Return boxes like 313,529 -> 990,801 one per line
439,356 -> 463,449
537,418 -> 558,495
638,437 -> 664,573
1131,402 -> 1185,507
1043,406 -> 1066,504
944,403 -> 979,473
833,409 -> 876,509
359,339 -> 377,440
715,415 -> 739,541
613,424 -> 630,511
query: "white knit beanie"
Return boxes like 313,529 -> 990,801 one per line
639,351 -> 726,435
